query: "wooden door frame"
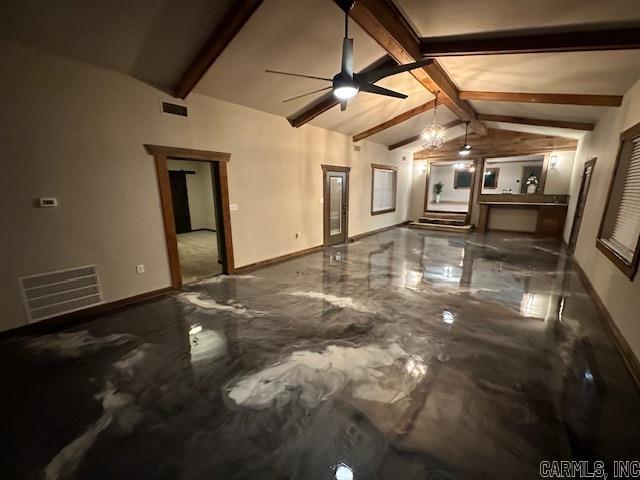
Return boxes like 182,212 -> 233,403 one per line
568,157 -> 597,254
321,164 -> 350,246
145,144 -> 235,289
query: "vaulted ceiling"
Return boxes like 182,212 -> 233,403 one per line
1,0 -> 640,151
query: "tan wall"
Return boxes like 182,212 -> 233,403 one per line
544,151 -> 576,195
0,40 -> 412,332
167,159 -> 216,230
487,208 -> 538,232
409,160 -> 428,219
565,77 -> 640,361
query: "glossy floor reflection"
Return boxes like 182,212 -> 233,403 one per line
2,228 -> 639,479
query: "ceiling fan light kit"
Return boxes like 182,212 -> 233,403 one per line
266,0 -> 432,112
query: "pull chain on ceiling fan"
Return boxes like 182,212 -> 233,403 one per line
265,0 -> 433,112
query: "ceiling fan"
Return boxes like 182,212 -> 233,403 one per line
265,0 -> 431,111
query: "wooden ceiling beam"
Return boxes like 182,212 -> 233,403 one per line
174,0 -> 263,99
343,0 -> 488,136
388,119 -> 463,150
460,91 -> 623,107
414,128 -> 578,160
420,27 -> 640,56
353,99 -> 435,142
477,113 -> 594,131
287,55 -> 396,128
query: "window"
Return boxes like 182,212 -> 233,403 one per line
371,164 -> 397,215
454,169 -> 472,189
597,122 -> 640,280
483,168 -> 499,189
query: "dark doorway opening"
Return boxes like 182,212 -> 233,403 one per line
169,170 -> 192,234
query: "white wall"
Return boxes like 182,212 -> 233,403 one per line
565,77 -> 640,361
482,160 -> 543,193
0,39 -> 413,332
167,159 -> 216,230
409,160 -> 428,218
428,164 -> 472,203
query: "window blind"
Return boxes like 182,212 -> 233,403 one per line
606,136 -> 640,262
372,169 -> 395,212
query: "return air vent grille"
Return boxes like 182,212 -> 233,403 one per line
20,265 -> 103,323
161,102 -> 188,117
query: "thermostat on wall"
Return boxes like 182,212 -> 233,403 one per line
38,198 -> 58,207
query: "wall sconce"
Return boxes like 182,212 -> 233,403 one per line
550,154 -> 558,168
420,163 -> 427,174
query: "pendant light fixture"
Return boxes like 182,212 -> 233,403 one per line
420,91 -> 446,151
459,121 -> 471,156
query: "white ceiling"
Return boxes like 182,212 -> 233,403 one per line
0,0 -> 234,90
440,50 -> 640,96
395,0 -> 640,37
1,0 -> 639,147
194,0 -> 435,137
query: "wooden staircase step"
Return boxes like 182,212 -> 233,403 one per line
409,222 -> 474,233
421,212 -> 467,221
419,217 -> 466,226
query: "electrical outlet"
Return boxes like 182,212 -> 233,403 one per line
136,264 -> 145,274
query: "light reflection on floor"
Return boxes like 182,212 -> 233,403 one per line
1,228 -> 639,479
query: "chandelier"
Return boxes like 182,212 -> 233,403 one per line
420,91 -> 446,151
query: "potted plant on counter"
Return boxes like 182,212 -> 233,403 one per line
433,182 -> 444,203
526,174 -> 539,194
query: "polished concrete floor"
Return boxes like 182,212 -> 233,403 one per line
1,228 -> 639,479
177,230 -> 222,284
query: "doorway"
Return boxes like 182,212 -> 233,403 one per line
168,160 -> 220,284
322,165 -> 350,246
568,158 -> 597,254
146,145 -> 235,289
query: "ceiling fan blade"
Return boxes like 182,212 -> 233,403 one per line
359,83 -> 407,99
265,69 -> 332,82
340,100 -> 348,111
356,58 -> 434,84
341,38 -> 354,78
282,86 -> 333,103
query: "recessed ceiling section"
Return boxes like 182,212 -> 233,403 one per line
394,0 -> 640,37
0,0 -> 234,90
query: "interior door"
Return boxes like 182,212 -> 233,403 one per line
169,170 -> 192,234
324,170 -> 348,245
569,158 -> 596,253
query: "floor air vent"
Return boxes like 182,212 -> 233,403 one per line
20,265 -> 103,323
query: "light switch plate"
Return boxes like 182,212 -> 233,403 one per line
229,204 -> 238,211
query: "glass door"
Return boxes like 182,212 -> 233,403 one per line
323,169 -> 349,245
